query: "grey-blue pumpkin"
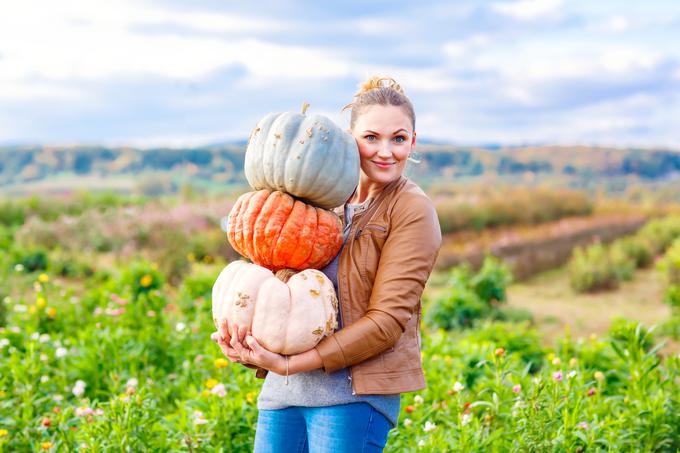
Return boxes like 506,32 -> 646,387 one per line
244,103 -> 360,209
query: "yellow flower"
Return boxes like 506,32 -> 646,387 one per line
46,307 -> 57,319
0,428 -> 8,437
202,255 -> 214,264
187,252 -> 196,263
38,273 -> 50,283
569,357 -> 578,368
201,389 -> 211,397
205,378 -> 218,390
36,297 -> 47,308
28,305 -> 37,315
42,441 -> 53,450
246,391 -> 256,404
214,358 -> 229,369
140,275 -> 153,288
594,371 -> 605,382
0,390 -> 6,398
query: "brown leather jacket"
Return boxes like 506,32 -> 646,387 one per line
314,176 -> 442,395
254,176 -> 441,395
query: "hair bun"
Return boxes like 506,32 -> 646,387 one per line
356,76 -> 404,96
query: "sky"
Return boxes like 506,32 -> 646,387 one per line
1,0 -> 679,148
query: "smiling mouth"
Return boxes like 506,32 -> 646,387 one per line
372,161 -> 395,167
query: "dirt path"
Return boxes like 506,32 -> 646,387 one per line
507,266 -> 676,350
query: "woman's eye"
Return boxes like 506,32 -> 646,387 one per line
393,136 -> 406,143
364,135 -> 376,141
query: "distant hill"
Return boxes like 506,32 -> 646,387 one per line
1,143 -> 679,195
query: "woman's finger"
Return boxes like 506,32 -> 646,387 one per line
229,322 -> 241,348
237,324 -> 248,345
219,319 -> 230,341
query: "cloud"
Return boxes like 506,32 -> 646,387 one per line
0,0 -> 679,147
490,0 -> 564,21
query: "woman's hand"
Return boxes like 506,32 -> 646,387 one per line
210,320 -> 246,365
229,323 -> 286,375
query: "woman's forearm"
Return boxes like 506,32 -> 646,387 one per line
288,348 -> 323,374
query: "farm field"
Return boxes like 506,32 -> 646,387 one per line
1,188 -> 680,451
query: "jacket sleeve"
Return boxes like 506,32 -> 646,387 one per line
314,192 -> 442,373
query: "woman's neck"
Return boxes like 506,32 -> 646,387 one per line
349,172 -> 390,204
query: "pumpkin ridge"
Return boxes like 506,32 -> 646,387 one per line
271,198 -> 306,269
294,115 -> 332,203
301,115 -> 350,207
288,202 -> 318,269
232,192 -> 252,255
276,113 -> 305,192
243,191 -> 270,260
262,113 -> 292,189
252,191 -> 279,265
265,192 -> 295,270
226,195 -> 244,254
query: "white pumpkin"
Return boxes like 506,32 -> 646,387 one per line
212,260 -> 339,355
244,103 -> 360,210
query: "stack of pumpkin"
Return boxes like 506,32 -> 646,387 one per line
212,103 -> 360,355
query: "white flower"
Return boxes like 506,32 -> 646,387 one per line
423,421 -> 436,432
461,412 -> 472,426
567,370 -> 577,379
210,383 -> 227,397
40,375 -> 50,383
72,380 -> 86,397
54,339 -> 62,347
414,395 -> 424,405
31,332 -> 40,340
53,394 -> 63,402
14,264 -> 24,272
40,354 -> 48,362
182,360 -> 190,369
418,440 -> 425,447
2,296 -> 11,304
75,406 -> 94,417
14,304 -> 27,313
453,381 -> 465,392
39,334 -> 50,343
193,410 -> 208,425
126,378 -> 139,388
403,418 -> 412,426
0,339 -> 9,348
175,322 -> 186,332
55,347 -> 68,358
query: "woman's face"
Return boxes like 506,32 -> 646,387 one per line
351,104 -> 416,186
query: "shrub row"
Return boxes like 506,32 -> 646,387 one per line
568,215 -> 680,292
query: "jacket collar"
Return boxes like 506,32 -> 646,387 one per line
334,176 -> 407,227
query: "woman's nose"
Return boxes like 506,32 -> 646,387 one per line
376,140 -> 393,157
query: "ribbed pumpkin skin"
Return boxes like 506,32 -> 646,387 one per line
212,260 -> 338,355
227,190 -> 343,271
245,111 -> 360,210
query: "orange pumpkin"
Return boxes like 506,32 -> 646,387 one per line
227,190 -> 343,271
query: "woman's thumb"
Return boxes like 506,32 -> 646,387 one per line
245,335 -> 258,349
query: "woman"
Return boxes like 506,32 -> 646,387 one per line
211,76 -> 442,452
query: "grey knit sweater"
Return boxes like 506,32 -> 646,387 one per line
256,200 -> 401,427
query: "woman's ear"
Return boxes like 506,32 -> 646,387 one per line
411,131 -> 417,147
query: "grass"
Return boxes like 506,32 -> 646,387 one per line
506,266 -> 676,350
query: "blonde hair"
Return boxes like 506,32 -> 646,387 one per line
342,76 -> 416,132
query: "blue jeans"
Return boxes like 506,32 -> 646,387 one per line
253,403 -> 392,453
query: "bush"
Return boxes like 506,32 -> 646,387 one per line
13,248 -> 49,272
568,244 -> 622,292
426,256 -> 513,330
613,236 -> 654,268
116,260 -> 165,300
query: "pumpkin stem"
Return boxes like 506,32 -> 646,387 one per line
301,102 -> 310,115
276,268 -> 298,283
